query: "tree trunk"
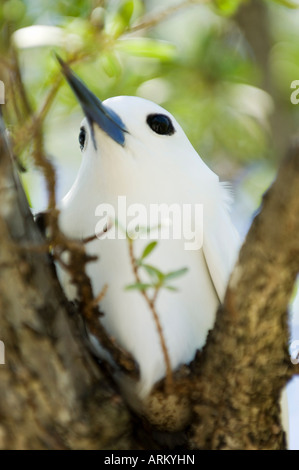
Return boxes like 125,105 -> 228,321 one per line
0,116 -> 132,450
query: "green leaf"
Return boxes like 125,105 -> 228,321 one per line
106,13 -> 126,38
100,51 -> 122,78
164,267 -> 188,281
119,0 -> 135,25
115,38 -> 177,61
213,0 -> 243,16
140,241 -> 158,260
164,285 -> 178,292
142,264 -> 165,282
125,282 -> 152,291
105,1 -> 136,39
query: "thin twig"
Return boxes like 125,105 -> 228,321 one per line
31,127 -> 57,211
83,222 -> 113,244
38,76 -> 63,124
128,238 -> 174,394
127,0 -> 208,34
8,68 -> 22,124
11,46 -> 33,118
92,284 -> 108,306
12,53 -> 90,157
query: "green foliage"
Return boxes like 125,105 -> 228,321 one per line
126,239 -> 188,293
213,0 -> 244,16
140,241 -> 158,260
115,38 -> 177,61
1,0 -> 299,213
125,282 -> 154,291
105,0 -> 141,37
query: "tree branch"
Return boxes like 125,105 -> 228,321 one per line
127,0 -> 208,34
0,114 -> 133,450
191,139 -> 299,450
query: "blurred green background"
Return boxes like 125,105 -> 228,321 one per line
0,0 -> 299,447
1,0 -> 299,229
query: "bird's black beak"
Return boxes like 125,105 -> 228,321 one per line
57,55 -> 127,147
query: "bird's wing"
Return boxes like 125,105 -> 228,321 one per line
202,183 -> 240,302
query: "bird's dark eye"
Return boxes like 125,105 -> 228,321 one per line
79,127 -> 86,150
147,114 -> 175,136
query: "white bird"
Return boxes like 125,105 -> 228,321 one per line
56,60 -> 240,404
52,60 -> 291,446
54,60 -> 291,446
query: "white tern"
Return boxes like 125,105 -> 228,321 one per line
56,59 -> 240,401
55,60 -> 289,443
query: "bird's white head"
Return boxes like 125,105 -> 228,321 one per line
58,56 -> 216,204
79,95 -> 190,163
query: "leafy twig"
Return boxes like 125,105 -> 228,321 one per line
127,237 -> 174,394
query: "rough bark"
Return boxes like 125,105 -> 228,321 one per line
0,116 -> 132,450
191,139 -> 299,449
